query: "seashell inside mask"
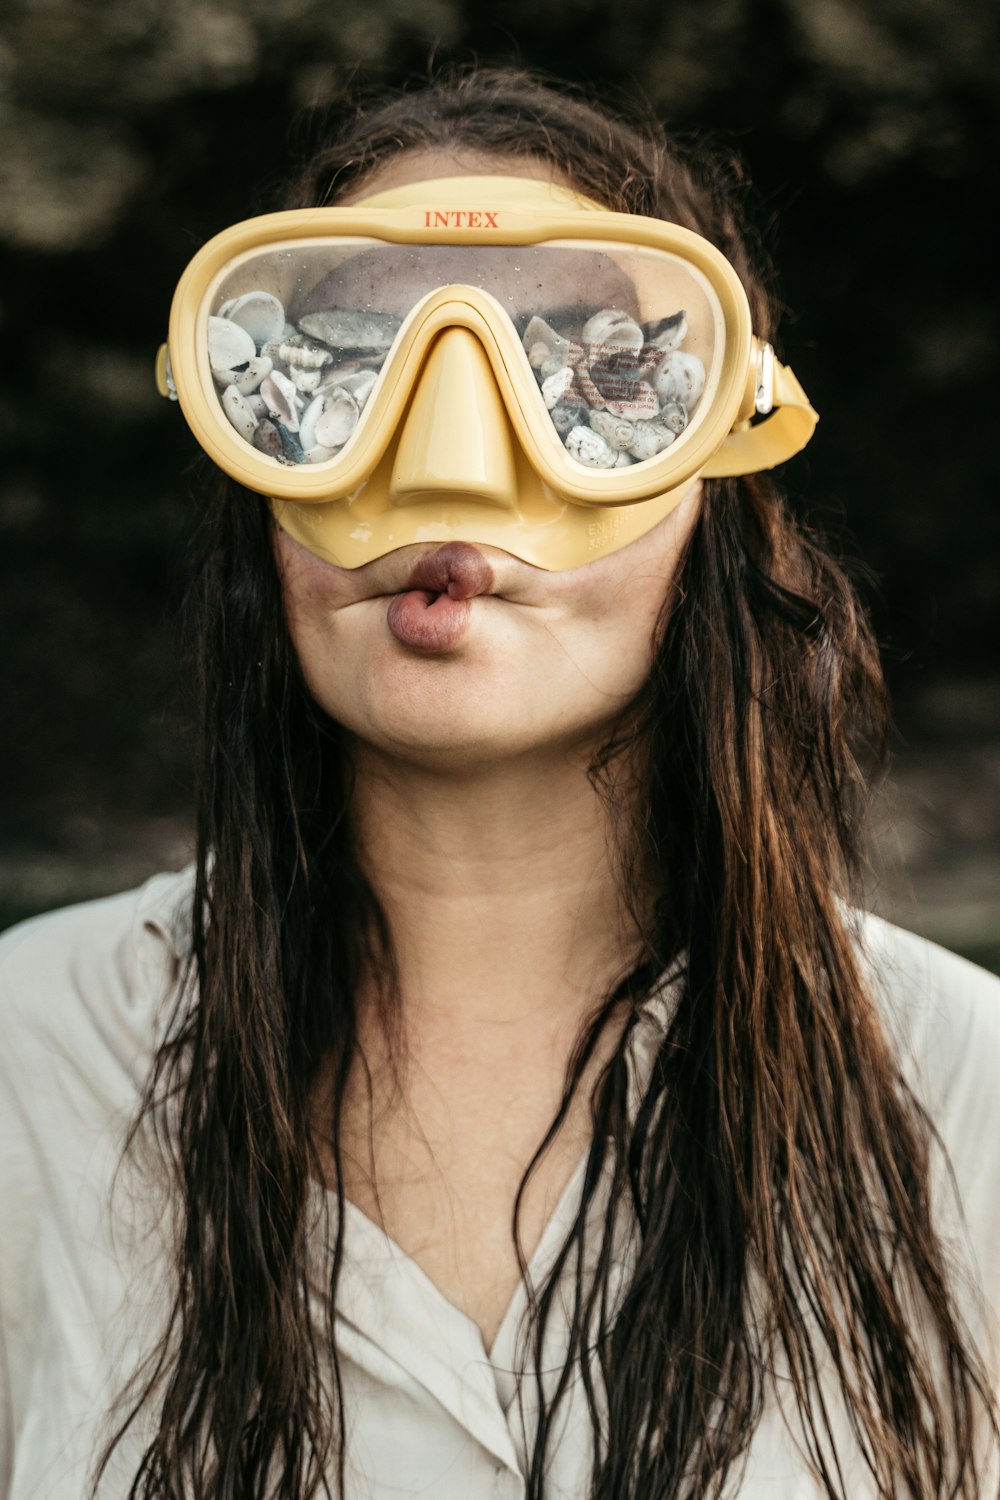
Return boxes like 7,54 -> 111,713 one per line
278,337 -> 334,370
564,425 -> 619,469
627,419 -> 677,462
298,309 -> 401,353
253,419 -> 285,461
549,399 -> 587,437
581,310 -> 644,362
652,350 -> 706,410
588,408 -> 635,451
260,370 -> 303,432
208,316 -> 256,373
218,291 -> 286,350
221,384 -> 258,443
313,390 -> 361,449
605,382 -> 659,422
541,367 -> 576,410
643,310 -> 688,353
658,399 -> 688,435
522,315 -> 583,369
211,354 -> 272,396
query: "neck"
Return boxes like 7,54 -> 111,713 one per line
348,742 -> 643,1045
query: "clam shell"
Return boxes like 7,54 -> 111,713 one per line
260,370 -> 302,432
246,394 -> 268,419
208,316 -> 256,373
652,350 -> 705,409
588,409 -> 635,451
212,354 -> 273,396
306,445 -> 337,464
316,367 -> 378,406
627,419 -> 676,462
564,425 -> 619,468
522,316 -> 583,368
298,392 -> 326,452
643,310 -> 688,353
340,368 -> 378,407
218,292 -> 286,350
298,309 -> 401,352
314,391 -> 360,448
582,310 -> 644,359
221,384 -> 258,443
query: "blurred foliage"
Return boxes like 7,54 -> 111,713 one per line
1,0 -> 998,866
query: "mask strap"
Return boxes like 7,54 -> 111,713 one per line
702,357 -> 818,477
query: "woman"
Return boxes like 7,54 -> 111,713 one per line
1,65 -> 998,1500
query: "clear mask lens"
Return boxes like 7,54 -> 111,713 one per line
204,238 -> 723,471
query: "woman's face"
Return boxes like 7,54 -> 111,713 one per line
274,150 -> 702,771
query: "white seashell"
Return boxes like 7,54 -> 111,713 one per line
540,356 -> 568,380
614,451 -> 634,467
643,310 -> 688,353
298,392 -> 325,452
527,341 -> 551,370
564,425 -> 619,468
220,384 -> 258,443
522,316 -> 583,367
541,367 -> 575,410
331,368 -> 378,406
306,445 -> 337,464
278,338 -> 333,369
314,391 -> 360,448
298,309 -> 401,352
208,316 -> 256,373
260,370 -> 302,432
652,350 -> 706,409
246,394 -> 268,419
628,419 -> 677,462
290,366 -> 323,393
588,409 -> 635,451
212,354 -> 273,396
582,309 -> 644,360
218,291 -> 286,350
606,381 -> 659,421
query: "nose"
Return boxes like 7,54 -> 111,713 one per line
388,327 -> 518,511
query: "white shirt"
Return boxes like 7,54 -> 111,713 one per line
1,869 -> 998,1498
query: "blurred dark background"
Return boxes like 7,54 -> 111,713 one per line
1,0 -> 998,966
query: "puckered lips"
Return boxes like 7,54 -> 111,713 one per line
386,542 -> 496,652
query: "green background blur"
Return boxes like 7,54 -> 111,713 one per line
1,0 -> 997,967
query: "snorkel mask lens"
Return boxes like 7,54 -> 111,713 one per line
202,239 -> 720,477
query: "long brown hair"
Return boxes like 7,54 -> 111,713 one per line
93,65 -> 1000,1499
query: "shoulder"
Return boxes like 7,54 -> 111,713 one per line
850,909 -> 1000,1123
0,866 -> 196,1087
852,911 -> 1000,1326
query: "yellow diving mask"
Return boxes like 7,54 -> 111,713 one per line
156,175 -> 817,570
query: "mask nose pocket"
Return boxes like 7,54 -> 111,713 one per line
389,327 -> 519,511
